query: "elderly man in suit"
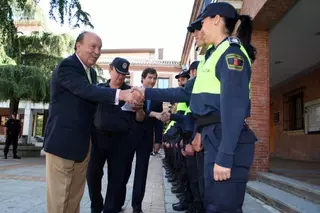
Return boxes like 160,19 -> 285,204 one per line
44,31 -> 144,213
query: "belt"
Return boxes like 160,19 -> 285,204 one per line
195,113 -> 221,127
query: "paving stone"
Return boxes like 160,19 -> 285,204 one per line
0,152 -> 281,213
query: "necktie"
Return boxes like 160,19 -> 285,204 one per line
147,100 -> 151,110
86,68 -> 92,84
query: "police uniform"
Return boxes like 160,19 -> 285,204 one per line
3,115 -> 21,159
144,3 -> 257,212
86,57 -> 135,213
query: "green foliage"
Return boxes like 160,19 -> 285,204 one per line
35,115 -> 43,136
0,0 -> 92,47
6,31 -> 74,61
49,0 -> 93,28
0,45 -> 16,65
0,65 -> 50,103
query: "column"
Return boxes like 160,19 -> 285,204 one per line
22,106 -> 34,144
248,30 -> 270,178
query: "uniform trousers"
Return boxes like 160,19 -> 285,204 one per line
196,151 -> 205,203
201,123 -> 256,213
3,134 -> 19,156
87,131 -> 131,213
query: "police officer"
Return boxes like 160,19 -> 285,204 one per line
86,57 -> 145,213
133,2 -> 258,212
3,113 -> 21,159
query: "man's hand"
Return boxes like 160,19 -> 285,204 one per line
119,89 -> 144,105
150,112 -> 163,120
185,144 -> 194,156
213,164 -> 231,181
191,133 -> 202,152
160,112 -> 170,122
132,102 -> 144,111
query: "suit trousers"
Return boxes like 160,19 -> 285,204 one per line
46,145 -> 91,213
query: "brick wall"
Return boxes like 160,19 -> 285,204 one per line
247,30 -> 270,178
271,68 -> 320,161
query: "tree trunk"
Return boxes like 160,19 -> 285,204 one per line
9,99 -> 19,115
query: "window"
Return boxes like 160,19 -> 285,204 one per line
305,99 -> 320,134
157,78 -> 169,89
283,88 -> 304,131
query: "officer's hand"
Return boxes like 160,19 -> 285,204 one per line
132,102 -> 144,111
191,133 -> 203,152
213,164 -> 231,181
151,112 -> 163,120
119,89 -> 144,105
185,144 -> 194,156
181,149 -> 187,156
160,112 -> 170,122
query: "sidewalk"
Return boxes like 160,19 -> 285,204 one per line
0,152 -> 278,213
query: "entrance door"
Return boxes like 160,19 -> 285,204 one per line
269,103 -> 276,154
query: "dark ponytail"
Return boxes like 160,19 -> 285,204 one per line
237,15 -> 256,62
223,15 -> 257,62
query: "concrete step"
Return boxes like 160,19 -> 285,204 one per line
243,193 -> 280,213
257,172 -> 320,204
247,181 -> 320,213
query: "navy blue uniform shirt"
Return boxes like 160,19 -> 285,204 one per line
93,80 -> 135,133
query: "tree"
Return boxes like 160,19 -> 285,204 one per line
0,65 -> 50,114
0,0 -> 92,48
0,31 -> 74,114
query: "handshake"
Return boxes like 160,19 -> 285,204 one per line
150,111 -> 171,123
119,87 -> 146,107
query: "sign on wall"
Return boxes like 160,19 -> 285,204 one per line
305,99 -> 320,134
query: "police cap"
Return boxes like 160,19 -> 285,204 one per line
187,14 -> 202,33
175,69 -> 190,79
199,2 -> 238,21
110,57 -> 130,75
188,61 -> 199,72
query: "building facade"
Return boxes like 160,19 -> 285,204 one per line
180,0 -> 320,177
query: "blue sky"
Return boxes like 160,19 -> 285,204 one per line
38,0 -> 194,60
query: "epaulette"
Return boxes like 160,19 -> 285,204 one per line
227,36 -> 241,46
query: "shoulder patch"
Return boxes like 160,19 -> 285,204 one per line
225,54 -> 244,71
227,36 -> 241,46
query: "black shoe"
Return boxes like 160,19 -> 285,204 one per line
172,202 -> 189,211
171,180 -> 181,187
165,173 -> 172,178
13,155 -> 21,159
171,185 -> 185,194
132,209 -> 143,213
167,176 -> 177,183
91,209 -> 102,213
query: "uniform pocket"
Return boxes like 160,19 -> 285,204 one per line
202,124 -> 221,150
233,143 -> 255,168
238,128 -> 258,144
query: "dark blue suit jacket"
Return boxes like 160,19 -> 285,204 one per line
44,54 -> 118,162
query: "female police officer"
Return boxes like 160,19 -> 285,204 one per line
133,2 -> 257,212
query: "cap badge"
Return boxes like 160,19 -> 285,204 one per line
122,63 -> 128,69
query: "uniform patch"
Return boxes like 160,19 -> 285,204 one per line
227,36 -> 241,46
226,54 -> 244,71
